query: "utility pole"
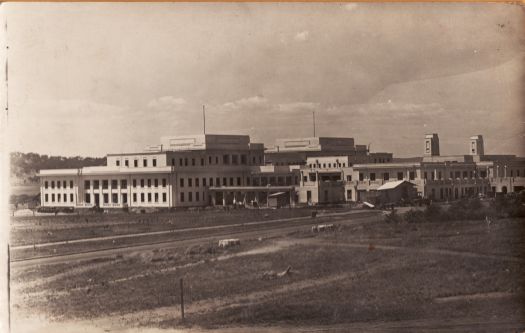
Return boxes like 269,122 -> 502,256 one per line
179,278 -> 185,321
312,111 -> 316,137
203,105 -> 206,135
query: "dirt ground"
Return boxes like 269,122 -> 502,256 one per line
10,216 -> 525,332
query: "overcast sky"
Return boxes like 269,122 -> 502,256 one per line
3,3 -> 524,157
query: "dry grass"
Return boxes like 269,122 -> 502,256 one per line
11,216 -> 525,329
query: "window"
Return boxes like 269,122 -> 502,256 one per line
223,177 -> 227,186
188,178 -> 193,187
154,193 -> 159,202
192,158 -> 195,166
57,181 -> 61,189
141,179 -> 145,187
409,171 -> 415,180
52,194 -> 55,202
195,178 -> 200,187
201,158 -> 204,166
463,171 -> 468,179
216,177 -> 220,187
85,193 -> 91,203
323,163 -> 326,168
141,193 -> 145,202
125,160 -> 129,167
134,160 -> 138,167
111,180 -> 118,188
180,178 -> 184,187
62,180 -> 66,188
237,177 -> 241,186
424,172 -> 428,179
247,177 -> 251,185
45,194 -> 49,202
102,180 -> 108,189
184,158 -> 188,166
63,193 -> 67,202
70,193 -> 74,202
153,159 -> 157,167
216,156 -> 219,164
121,180 -> 127,189
309,173 -> 316,182
162,178 -> 166,187
143,159 -> 148,167
112,193 -> 118,203
147,179 -> 151,187
480,170 -> 487,178
154,179 -> 158,187
346,175 -> 352,181
171,158 -> 175,166
203,178 -> 207,187
70,180 -> 73,188
133,193 -> 137,202
232,155 -> 239,165
116,160 -> 120,167
230,177 -> 234,186
209,178 -> 213,186
94,180 -> 100,189
162,193 -> 167,202
180,192 -> 185,202
147,193 -> 152,202
196,192 -> 200,201
438,172 -> 442,180
122,193 -> 128,204
133,179 -> 137,187
209,156 -> 212,164
45,181 -> 48,189
189,192 -> 193,202
223,155 -> 230,164
359,173 -> 364,181
103,193 -> 109,204
180,158 -> 183,166
370,173 -> 376,181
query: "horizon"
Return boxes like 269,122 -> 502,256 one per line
3,3 -> 524,158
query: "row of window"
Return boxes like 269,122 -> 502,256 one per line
44,180 -> 73,189
309,162 -> 348,169
44,193 -> 74,203
84,179 -> 168,190
116,158 -> 157,168
115,154 -> 265,168
358,171 -> 416,182
84,192 -> 168,204
180,191 -> 207,203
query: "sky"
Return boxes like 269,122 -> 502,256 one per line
2,3 -> 524,157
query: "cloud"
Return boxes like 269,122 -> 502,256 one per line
294,30 -> 309,42
343,3 -> 358,11
223,96 -> 269,109
278,102 -> 320,113
147,96 -> 187,110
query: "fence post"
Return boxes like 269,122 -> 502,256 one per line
179,278 -> 184,321
8,244 -> 11,333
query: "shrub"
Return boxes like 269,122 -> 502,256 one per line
404,209 -> 427,224
384,210 -> 401,224
424,204 -> 442,222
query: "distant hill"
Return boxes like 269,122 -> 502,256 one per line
10,152 -> 106,185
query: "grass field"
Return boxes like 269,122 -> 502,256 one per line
10,207 -> 319,246
11,214 -> 525,332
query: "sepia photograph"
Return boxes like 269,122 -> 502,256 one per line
1,2 -> 524,332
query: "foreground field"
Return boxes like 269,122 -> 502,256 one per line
11,215 -> 525,332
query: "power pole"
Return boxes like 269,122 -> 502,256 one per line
313,111 -> 316,137
203,105 -> 206,135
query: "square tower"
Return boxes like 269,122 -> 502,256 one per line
469,135 -> 484,155
424,134 -> 440,156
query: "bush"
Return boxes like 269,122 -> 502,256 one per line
384,210 -> 402,224
424,204 -> 442,222
404,209 -> 427,224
